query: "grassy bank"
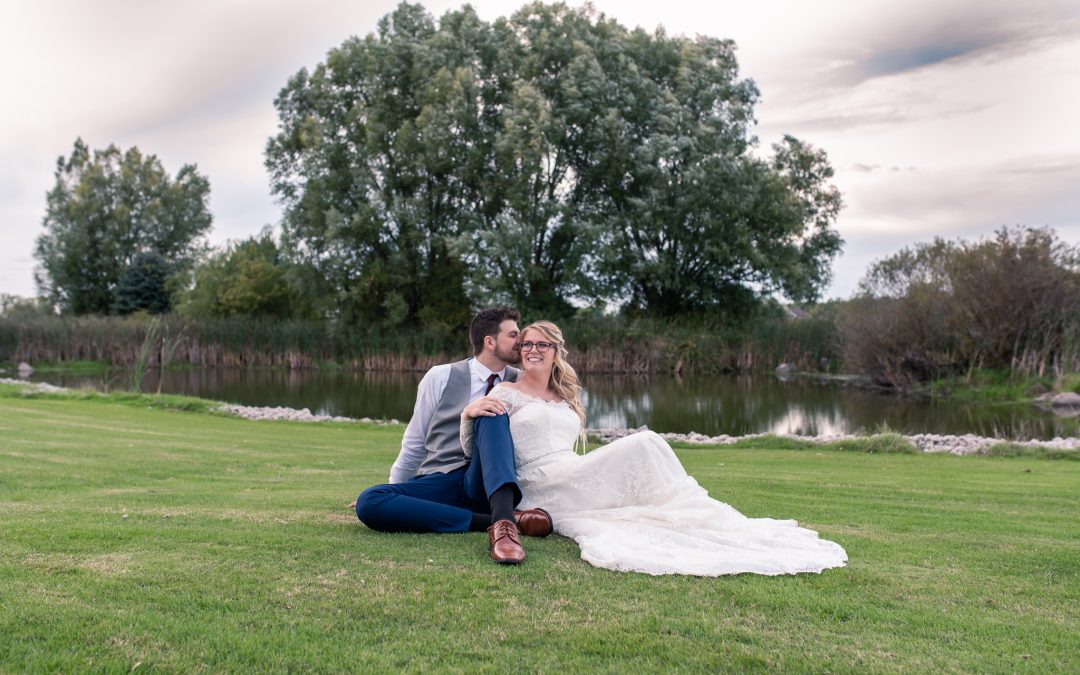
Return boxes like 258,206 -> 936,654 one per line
924,370 -> 1080,402
0,312 -> 837,374
1,391 -> 1078,671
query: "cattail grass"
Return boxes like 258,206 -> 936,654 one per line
1,312 -> 839,374
562,314 -> 837,374
0,315 -> 471,371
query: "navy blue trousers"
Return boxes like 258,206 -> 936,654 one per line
355,414 -> 520,533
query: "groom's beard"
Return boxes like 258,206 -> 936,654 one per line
495,345 -> 521,366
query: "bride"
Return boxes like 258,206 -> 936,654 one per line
461,320 -> 847,576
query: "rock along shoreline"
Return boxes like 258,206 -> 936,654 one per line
4,378 -> 1077,456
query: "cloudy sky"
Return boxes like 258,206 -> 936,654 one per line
2,0 -> 1078,301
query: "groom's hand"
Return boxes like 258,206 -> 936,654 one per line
463,396 -> 506,419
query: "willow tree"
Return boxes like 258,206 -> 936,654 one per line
267,4 -> 484,330
266,2 -> 843,325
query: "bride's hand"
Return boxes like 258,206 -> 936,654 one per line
462,396 -> 506,419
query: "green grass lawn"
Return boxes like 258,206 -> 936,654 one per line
1,391 -> 1078,672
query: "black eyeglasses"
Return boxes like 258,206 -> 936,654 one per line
519,340 -> 555,353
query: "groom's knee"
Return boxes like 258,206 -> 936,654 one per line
354,484 -> 395,531
471,413 -> 518,498
474,413 -> 511,447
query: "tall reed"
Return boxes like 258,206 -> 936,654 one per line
128,316 -> 161,391
0,312 -> 840,374
562,314 -> 837,374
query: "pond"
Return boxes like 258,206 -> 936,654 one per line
24,367 -> 1080,440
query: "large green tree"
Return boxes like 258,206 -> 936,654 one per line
34,138 -> 212,314
266,3 -> 479,329
266,2 -> 843,323
584,31 -> 843,316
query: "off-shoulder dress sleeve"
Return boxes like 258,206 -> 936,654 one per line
460,385 -> 521,458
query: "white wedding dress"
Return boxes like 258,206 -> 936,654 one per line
463,386 -> 847,576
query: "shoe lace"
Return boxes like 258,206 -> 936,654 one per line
491,520 -> 518,541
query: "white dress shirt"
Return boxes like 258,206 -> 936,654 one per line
388,358 -> 511,483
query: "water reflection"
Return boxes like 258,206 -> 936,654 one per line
26,368 -> 1080,440
583,375 -> 860,436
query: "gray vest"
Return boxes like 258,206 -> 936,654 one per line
417,359 -> 519,475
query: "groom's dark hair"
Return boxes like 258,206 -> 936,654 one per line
470,306 -> 520,354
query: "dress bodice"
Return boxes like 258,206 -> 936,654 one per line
460,385 -> 581,476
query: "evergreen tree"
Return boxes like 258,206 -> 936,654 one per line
113,252 -> 172,315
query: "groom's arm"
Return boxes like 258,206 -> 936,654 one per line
388,364 -> 451,483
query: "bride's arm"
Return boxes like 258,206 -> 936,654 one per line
460,386 -> 517,458
462,395 -> 507,420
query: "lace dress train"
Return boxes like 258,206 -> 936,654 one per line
462,387 -> 847,576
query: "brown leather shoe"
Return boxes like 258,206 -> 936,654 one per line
487,519 -> 525,564
514,508 -> 553,537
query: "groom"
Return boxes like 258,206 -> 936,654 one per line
354,306 -> 552,564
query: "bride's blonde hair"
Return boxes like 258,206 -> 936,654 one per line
521,320 -> 588,452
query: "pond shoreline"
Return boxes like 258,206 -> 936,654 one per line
10,378 -> 1073,457
200,401 -> 1080,456
5,377 -> 1078,456
591,425 -> 1080,456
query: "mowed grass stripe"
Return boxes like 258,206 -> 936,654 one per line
1,393 -> 1078,672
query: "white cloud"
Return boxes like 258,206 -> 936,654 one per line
750,10 -> 1080,296
2,0 -> 1079,301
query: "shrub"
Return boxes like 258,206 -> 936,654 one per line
839,227 -> 1080,387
